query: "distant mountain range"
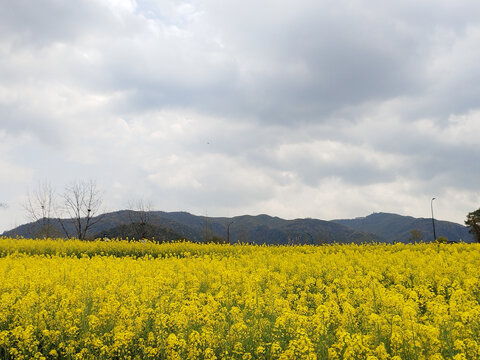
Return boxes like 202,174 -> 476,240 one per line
333,212 -> 473,243
2,210 -> 474,244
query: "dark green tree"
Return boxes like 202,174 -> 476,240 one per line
408,229 -> 423,243
465,208 -> 480,243
434,235 -> 449,244
209,235 -> 227,244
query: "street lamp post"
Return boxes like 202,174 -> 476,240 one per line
431,198 -> 437,241
226,221 -> 234,244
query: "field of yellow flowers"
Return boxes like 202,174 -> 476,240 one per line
1,238 -> 480,359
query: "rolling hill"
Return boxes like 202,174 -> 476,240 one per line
333,212 -> 473,243
2,210 -> 379,244
2,210 -> 473,244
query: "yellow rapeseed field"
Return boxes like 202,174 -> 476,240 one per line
1,238 -> 480,359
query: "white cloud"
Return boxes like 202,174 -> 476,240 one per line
1,0 -> 479,232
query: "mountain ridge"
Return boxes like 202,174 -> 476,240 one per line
2,210 -> 474,244
333,212 -> 473,243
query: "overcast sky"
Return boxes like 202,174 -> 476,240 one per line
1,0 -> 480,232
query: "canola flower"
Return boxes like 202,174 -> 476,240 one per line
1,238 -> 480,359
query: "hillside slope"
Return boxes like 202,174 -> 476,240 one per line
5,211 -> 471,244
2,211 -> 379,244
333,212 -> 473,243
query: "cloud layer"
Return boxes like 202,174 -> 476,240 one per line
1,0 -> 480,231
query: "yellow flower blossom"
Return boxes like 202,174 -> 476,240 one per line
0,238 -> 480,358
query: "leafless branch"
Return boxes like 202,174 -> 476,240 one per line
128,198 -> 152,224
23,182 -> 56,238
128,198 -> 153,239
62,180 -> 103,240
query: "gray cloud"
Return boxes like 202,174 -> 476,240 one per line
1,0 -> 480,232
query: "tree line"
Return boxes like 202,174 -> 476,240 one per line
22,181 -> 165,241
4,183 -> 480,243
23,180 -> 104,240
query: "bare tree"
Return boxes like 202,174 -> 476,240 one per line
23,182 -> 56,238
128,198 -> 153,239
0,202 -> 6,208
62,180 -> 103,240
